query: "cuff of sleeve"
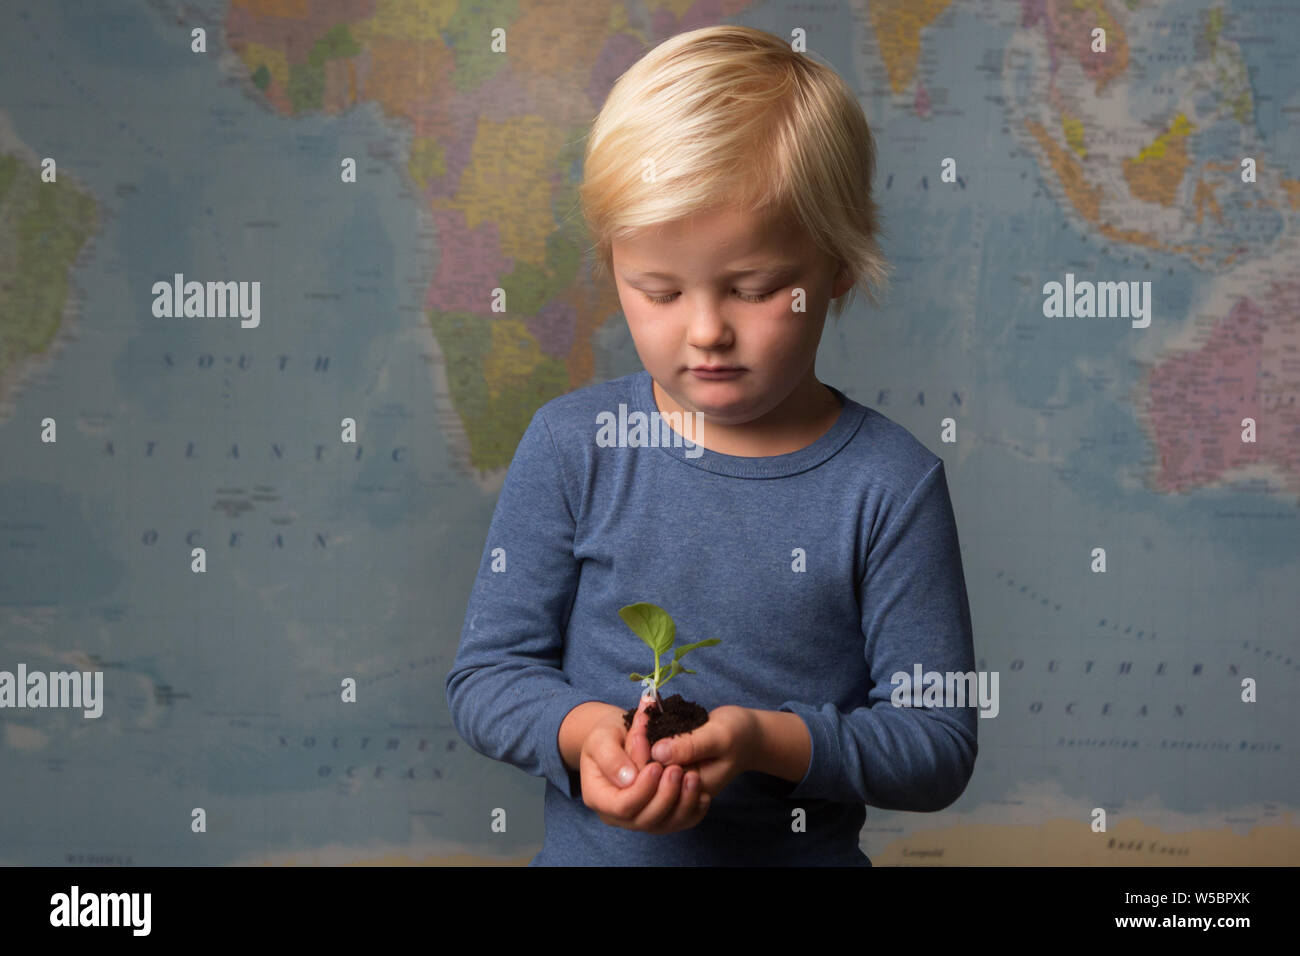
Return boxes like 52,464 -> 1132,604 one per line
778,701 -> 838,802
541,692 -> 607,800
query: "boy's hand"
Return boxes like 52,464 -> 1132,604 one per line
578,695 -> 711,835
644,705 -> 760,801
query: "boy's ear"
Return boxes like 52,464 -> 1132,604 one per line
831,262 -> 854,299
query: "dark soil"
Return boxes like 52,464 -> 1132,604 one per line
622,693 -> 709,746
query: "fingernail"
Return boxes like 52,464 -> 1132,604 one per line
617,766 -> 634,786
651,742 -> 669,761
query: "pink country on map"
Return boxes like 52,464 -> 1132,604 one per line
1139,278 -> 1300,497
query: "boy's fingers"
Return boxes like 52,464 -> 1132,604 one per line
593,718 -> 641,785
649,768 -> 706,835
681,760 -> 718,799
583,746 -> 662,820
631,762 -> 685,830
623,695 -> 655,771
607,762 -> 662,819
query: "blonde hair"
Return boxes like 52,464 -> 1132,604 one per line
576,25 -> 891,320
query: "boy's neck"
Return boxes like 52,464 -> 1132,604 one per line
651,374 -> 842,458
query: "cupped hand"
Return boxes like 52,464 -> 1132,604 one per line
641,704 -> 759,801
578,694 -> 711,835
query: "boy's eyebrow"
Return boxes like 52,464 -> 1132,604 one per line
623,265 -> 796,281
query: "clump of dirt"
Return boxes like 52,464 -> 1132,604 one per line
622,694 -> 709,746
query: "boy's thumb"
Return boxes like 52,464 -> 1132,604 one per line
623,693 -> 655,773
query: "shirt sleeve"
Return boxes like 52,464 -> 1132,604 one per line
444,408 -> 605,801
777,459 -> 978,811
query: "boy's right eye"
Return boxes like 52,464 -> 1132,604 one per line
643,289 -> 776,306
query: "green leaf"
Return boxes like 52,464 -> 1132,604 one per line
618,603 -> 675,655
672,638 -> 720,661
629,673 -> 646,681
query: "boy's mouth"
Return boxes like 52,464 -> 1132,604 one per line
689,367 -> 745,380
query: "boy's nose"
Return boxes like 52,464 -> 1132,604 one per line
686,303 -> 734,346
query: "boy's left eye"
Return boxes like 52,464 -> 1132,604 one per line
643,289 -> 776,306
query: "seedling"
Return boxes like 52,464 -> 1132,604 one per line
619,602 -> 720,707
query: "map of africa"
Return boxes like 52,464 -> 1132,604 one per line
0,0 -> 1297,865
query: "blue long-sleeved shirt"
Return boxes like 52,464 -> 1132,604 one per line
445,369 -> 977,865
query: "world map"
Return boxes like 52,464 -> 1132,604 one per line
0,0 -> 1297,865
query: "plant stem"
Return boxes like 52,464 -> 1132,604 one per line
649,652 -> 663,707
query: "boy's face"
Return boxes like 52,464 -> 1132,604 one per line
612,204 -> 853,431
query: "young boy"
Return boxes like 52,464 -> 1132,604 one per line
445,25 -> 976,866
